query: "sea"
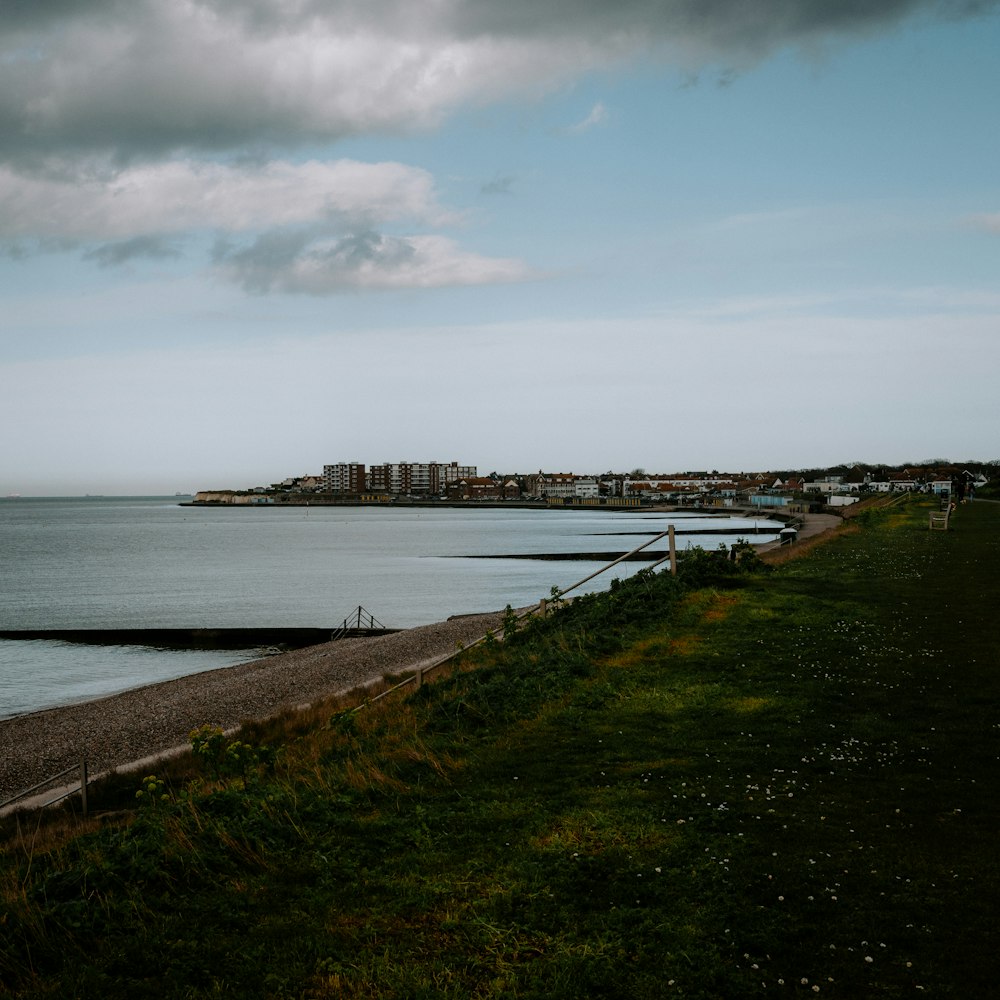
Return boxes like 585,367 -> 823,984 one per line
0,496 -> 781,718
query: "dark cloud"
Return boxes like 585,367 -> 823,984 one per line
213,225 -> 527,294
453,0 -> 998,44
218,228 -> 419,294
82,235 -> 183,267
0,0 -> 127,31
481,175 -> 516,195
0,0 -> 995,165
211,228 -> 319,293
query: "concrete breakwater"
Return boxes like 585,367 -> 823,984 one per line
0,627 -> 398,650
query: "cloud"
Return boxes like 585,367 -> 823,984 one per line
2,1 -> 996,164
0,159 -> 447,244
0,155 -> 530,293
2,1 -> 994,296
969,212 -> 1000,233
0,4 -> 582,164
82,235 -> 183,267
559,102 -> 609,135
215,229 -> 531,293
481,174 -> 516,195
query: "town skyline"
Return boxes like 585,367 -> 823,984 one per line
194,455 -> 994,499
5,454 -> 997,499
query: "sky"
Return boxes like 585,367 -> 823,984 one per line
1,0 -> 998,495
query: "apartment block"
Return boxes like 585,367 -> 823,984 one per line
366,461 -> 477,495
321,462 -> 366,493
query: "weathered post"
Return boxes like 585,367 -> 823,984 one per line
80,759 -> 89,818
413,667 -> 423,689
669,524 -> 677,576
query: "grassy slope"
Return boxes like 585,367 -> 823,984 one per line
1,498 -> 997,998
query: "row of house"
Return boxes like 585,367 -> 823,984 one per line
249,462 -> 990,504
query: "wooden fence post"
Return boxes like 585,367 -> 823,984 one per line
80,759 -> 89,818
669,524 -> 677,575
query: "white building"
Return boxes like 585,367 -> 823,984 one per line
538,474 -> 578,499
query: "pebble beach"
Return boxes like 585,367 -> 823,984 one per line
0,610 -> 510,805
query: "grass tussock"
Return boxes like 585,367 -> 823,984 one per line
1,497 -> 998,998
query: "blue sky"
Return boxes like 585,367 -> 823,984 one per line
2,1 -> 998,494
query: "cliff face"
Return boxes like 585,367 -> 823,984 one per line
193,491 -> 239,503
193,491 -> 281,504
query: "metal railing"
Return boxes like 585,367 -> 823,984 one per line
330,605 -> 387,640
0,760 -> 89,817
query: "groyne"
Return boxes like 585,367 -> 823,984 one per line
0,627 -> 397,650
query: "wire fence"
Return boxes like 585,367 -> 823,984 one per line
365,525 -> 679,708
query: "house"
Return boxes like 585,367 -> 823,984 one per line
445,477 -> 507,500
536,473 -> 579,499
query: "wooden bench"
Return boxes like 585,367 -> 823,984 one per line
929,509 -> 950,530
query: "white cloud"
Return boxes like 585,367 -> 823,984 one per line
0,6 -> 616,163
0,156 -> 534,292
969,212 -> 1000,233
0,159 -> 448,243
560,102 -> 609,135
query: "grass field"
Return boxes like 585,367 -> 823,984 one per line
1,496 -> 997,998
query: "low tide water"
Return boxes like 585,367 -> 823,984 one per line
0,497 -> 781,717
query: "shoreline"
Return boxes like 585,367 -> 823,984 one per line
0,610 -> 509,805
2,511 -> 844,807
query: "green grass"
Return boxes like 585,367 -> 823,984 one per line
1,497 -> 997,998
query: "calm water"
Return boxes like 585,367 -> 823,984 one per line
0,497 -> 780,717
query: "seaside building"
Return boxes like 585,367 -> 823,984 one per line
445,476 -> 520,500
532,473 -> 578,499
322,463 -> 366,493
367,461 -> 476,495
